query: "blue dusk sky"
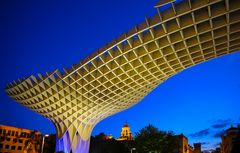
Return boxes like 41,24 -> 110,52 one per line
0,0 -> 239,150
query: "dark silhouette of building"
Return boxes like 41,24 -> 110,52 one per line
212,147 -> 221,153
221,125 -> 240,153
174,134 -> 193,153
89,133 -> 135,153
193,143 -> 201,153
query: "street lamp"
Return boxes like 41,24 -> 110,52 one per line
130,147 -> 136,153
41,134 -> 49,153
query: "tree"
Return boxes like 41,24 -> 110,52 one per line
135,124 -> 177,153
90,133 -> 131,153
94,132 -> 106,141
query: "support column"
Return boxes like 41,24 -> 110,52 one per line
55,123 -> 93,153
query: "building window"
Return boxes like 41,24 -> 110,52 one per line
11,146 -> 16,150
0,144 -> 3,148
19,139 -> 23,143
5,145 -> 9,149
0,136 -> 4,141
15,132 -> 18,136
11,131 -> 15,136
6,138 -> 11,141
0,129 -> 2,134
13,138 -> 17,143
17,146 -> 22,150
7,131 -> 11,136
3,130 -> 6,134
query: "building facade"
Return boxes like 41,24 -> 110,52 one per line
174,134 -> 201,153
193,143 -> 201,153
220,125 -> 240,153
0,125 -> 42,153
175,134 -> 189,153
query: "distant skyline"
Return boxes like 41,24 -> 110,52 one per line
0,0 -> 239,150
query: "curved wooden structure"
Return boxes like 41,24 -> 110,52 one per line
5,0 -> 240,152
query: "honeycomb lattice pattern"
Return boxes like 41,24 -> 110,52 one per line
5,0 -> 240,151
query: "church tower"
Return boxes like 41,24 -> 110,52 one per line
117,123 -> 134,141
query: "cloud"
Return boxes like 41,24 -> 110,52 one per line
212,123 -> 228,129
190,128 -> 211,138
211,119 -> 233,129
213,130 -> 225,138
210,118 -> 238,138
201,142 -> 210,145
213,142 -> 221,147
189,118 -> 238,140
202,150 -> 213,153
200,142 -> 211,149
